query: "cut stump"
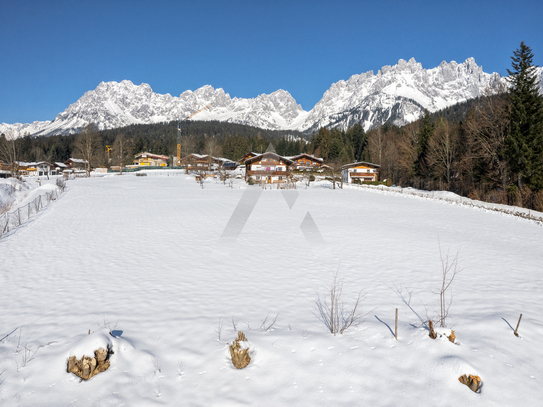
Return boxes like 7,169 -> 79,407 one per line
67,345 -> 113,381
428,320 -> 437,339
229,331 -> 251,369
458,374 -> 482,392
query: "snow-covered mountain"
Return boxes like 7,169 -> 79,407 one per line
2,59 -> 542,137
0,81 -> 309,137
300,57 -> 505,133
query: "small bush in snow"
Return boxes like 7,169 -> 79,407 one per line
315,270 -> 366,335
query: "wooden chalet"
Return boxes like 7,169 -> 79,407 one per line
180,154 -> 213,170
287,153 -> 325,171
134,152 -> 169,167
342,162 -> 380,183
65,158 -> 88,170
180,154 -> 234,171
55,162 -> 68,173
245,152 -> 293,184
0,160 -> 10,178
237,152 -> 259,164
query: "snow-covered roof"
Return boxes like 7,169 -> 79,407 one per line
134,152 -> 169,160
244,152 -> 294,165
55,162 -> 68,168
342,161 -> 380,169
286,154 -> 323,162
15,161 -> 52,167
67,158 -> 88,164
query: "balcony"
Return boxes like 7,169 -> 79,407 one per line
247,170 -> 290,176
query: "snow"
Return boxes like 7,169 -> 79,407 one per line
68,329 -> 112,360
1,174 -> 542,406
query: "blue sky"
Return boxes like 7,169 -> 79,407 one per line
1,0 -> 542,124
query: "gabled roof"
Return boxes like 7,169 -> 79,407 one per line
15,161 -> 53,167
244,152 -> 293,165
342,161 -> 380,170
66,158 -> 89,164
286,153 -> 323,163
134,151 -> 169,160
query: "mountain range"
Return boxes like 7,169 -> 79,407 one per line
2,58 -> 542,137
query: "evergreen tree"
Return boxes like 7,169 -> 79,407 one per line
414,110 -> 433,178
505,41 -> 543,190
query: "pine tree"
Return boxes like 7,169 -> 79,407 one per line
414,110 -> 433,179
505,42 -> 543,190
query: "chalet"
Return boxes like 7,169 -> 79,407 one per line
342,162 -> 380,184
55,162 -> 68,173
245,152 -> 293,184
287,153 -> 325,171
180,154 -> 235,171
237,152 -> 259,164
14,161 -> 53,177
134,152 -> 169,167
65,158 -> 88,170
0,160 -> 10,178
180,154 -> 213,170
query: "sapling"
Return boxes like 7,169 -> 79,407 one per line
315,269 -> 366,335
434,241 -> 462,328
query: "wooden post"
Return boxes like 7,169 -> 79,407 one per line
395,308 -> 398,340
514,313 -> 522,337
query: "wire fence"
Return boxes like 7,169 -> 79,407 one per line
0,184 -> 65,239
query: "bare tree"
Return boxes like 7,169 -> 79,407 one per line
205,138 -> 222,171
196,167 -> 208,189
434,241 -> 462,328
464,83 -> 510,190
181,136 -> 196,160
326,159 -> 344,189
72,124 -> 102,176
112,134 -> 133,175
367,127 -> 385,166
428,118 -> 460,187
315,270 -> 365,335
0,130 -> 20,177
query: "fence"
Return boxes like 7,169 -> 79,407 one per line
0,187 -> 65,239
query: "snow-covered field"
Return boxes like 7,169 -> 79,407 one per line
1,174 -> 542,406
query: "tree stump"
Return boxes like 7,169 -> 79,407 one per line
229,331 -> 251,369
448,330 -> 456,343
458,374 -> 482,392
428,320 -> 437,339
67,345 -> 113,380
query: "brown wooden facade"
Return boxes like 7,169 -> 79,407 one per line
245,152 -> 293,184
288,154 -> 324,170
